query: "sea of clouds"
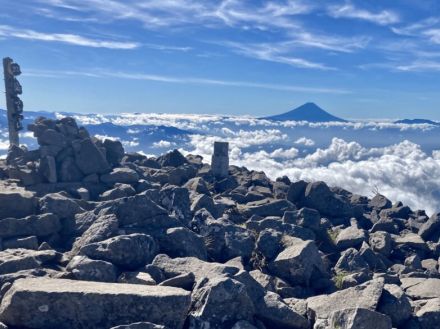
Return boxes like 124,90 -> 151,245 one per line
183,133 -> 440,216
1,111 -> 439,215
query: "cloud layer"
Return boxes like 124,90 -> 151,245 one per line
182,135 -> 440,216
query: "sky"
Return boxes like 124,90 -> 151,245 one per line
1,0 -> 440,119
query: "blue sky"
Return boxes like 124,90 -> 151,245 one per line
1,0 -> 440,119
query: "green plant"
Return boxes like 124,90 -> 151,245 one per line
333,271 -> 348,290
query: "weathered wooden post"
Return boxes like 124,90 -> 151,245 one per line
3,57 -> 24,147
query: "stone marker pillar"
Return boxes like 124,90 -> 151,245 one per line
211,141 -> 229,179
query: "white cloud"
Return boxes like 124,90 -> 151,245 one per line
152,140 -> 174,148
38,0 -> 310,31
270,147 -> 299,159
0,24 -> 139,49
94,134 -> 118,141
424,29 -> 440,44
328,3 -> 399,26
295,137 -> 315,146
25,68 -> 350,94
122,140 -> 139,147
222,41 -> 334,70
0,139 -> 9,150
182,136 -> 440,216
396,60 -> 440,72
391,17 -> 439,37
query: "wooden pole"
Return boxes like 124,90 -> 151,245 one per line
3,57 -> 21,147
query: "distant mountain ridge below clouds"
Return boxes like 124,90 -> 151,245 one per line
394,119 -> 440,126
262,102 -> 347,123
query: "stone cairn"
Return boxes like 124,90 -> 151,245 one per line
6,116 -> 123,187
0,116 -> 439,329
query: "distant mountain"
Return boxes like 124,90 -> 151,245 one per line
263,102 -> 347,122
394,119 -> 440,126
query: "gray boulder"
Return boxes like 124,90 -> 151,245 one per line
99,183 -> 136,201
0,213 -> 60,238
258,291 -> 309,329
103,139 -> 124,166
401,278 -> 440,299
159,272 -> 195,291
335,225 -> 367,250
286,180 -> 308,203
39,193 -> 84,219
59,157 -> 84,182
306,278 -> 384,322
268,238 -> 327,286
283,207 -> 321,231
0,278 -> 191,329
0,188 -> 37,220
71,214 -> 119,256
302,181 -> 355,218
101,168 -> 140,185
37,128 -> 67,147
334,248 -> 369,274
416,298 -> 440,329
188,276 -> 255,328
241,199 -> 296,218
184,177 -> 210,195
369,231 -> 392,257
377,284 -> 412,327
327,308 -> 392,329
156,149 -> 188,167
256,229 -> 283,260
152,254 -> 239,282
3,236 -> 38,250
418,213 -> 440,242
159,227 -> 207,260
72,138 -> 110,175
369,194 -> 392,210
0,249 -> 59,275
107,194 -> 171,229
190,194 -> 216,215
80,234 -> 157,270
39,155 -> 57,183
66,255 -> 117,282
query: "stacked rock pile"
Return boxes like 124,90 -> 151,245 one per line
0,116 -> 439,329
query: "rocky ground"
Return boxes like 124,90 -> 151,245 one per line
0,116 -> 439,329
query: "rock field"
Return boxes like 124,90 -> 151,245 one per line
0,116 -> 439,329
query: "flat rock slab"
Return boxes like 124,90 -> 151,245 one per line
0,249 -> 58,275
0,183 -> 37,220
306,278 -> 384,321
401,278 -> 440,299
0,278 -> 191,329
